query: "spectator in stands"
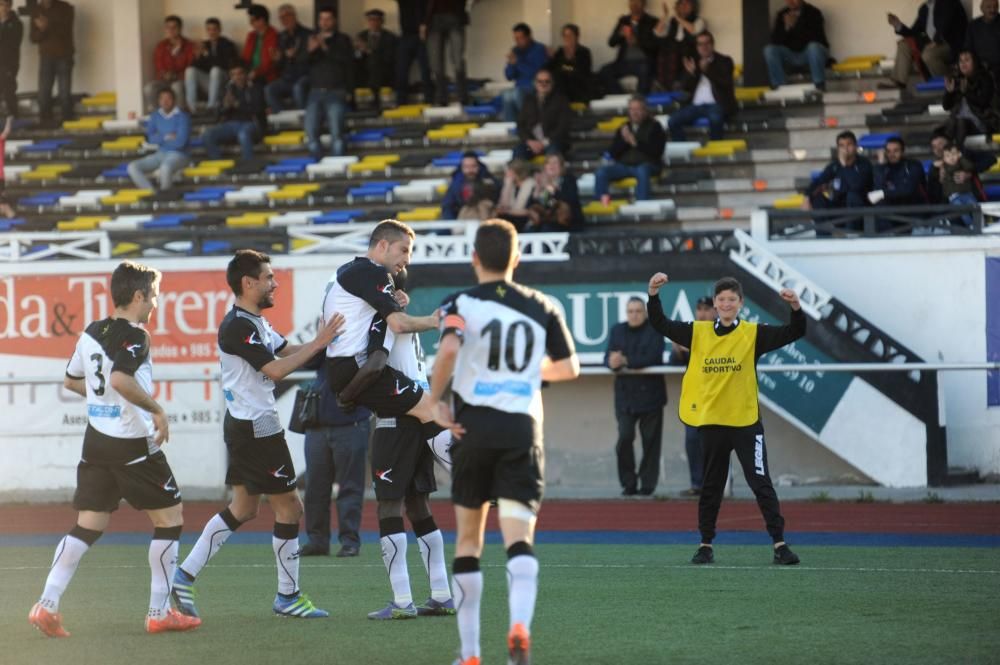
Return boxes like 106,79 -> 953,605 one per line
805,130 -> 874,212
965,0 -> 1000,80
202,62 -> 267,161
601,0 -> 659,95
304,7 -> 354,159
654,0 -> 706,91
935,141 -> 981,226
942,50 -> 999,148
127,88 -> 190,192
595,95 -> 667,203
669,31 -> 735,141
30,0 -> 75,126
869,137 -> 928,207
185,17 -> 238,112
423,0 -> 469,106
441,151 -> 499,220
144,16 -> 195,112
513,68 -> 571,160
668,294 -> 714,497
548,24 -> 594,104
0,0 -> 23,118
928,126 -> 993,202
502,23 -> 549,122
527,153 -> 584,232
763,0 -> 830,91
496,160 -> 537,231
884,0 -> 968,88
605,295 -> 667,497
394,0 -> 433,105
265,4 -> 312,112
243,4 -> 280,86
0,115 -> 14,218
355,9 -> 397,110
299,356 -> 371,558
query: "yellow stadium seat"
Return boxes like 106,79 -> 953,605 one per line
992,134 -> 1000,144
383,104 -> 429,119
839,54 -> 884,64
183,165 -> 224,177
734,86 -> 768,102
597,116 -> 628,132
264,131 -> 305,146
733,64 -> 743,79
427,127 -> 469,140
57,216 -> 109,231
397,206 -> 442,221
81,92 -> 116,107
348,155 -> 400,173
112,242 -> 141,256
582,199 -> 626,216
21,164 -> 73,181
200,159 -> 236,169
612,177 -> 638,190
570,102 -> 587,112
226,213 -> 272,228
773,194 -> 805,209
63,115 -> 114,131
692,145 -> 734,158
989,158 -> 1000,173
832,61 -> 876,73
101,189 -> 153,205
706,139 -> 747,151
435,183 -> 448,195
291,238 -> 317,251
101,135 -> 145,151
266,184 -> 321,201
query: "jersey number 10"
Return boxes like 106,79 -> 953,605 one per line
482,319 -> 534,373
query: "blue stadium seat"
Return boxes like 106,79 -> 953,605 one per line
432,150 -> 483,168
0,218 -> 27,231
183,186 -> 238,202
922,159 -> 933,174
18,192 -> 69,206
143,214 -> 196,229
985,184 -> 1000,201
464,105 -> 498,116
348,181 -> 400,198
200,240 -> 232,254
348,128 -> 396,143
646,92 -> 681,106
916,77 -> 946,92
313,209 -> 364,224
858,132 -> 900,149
101,163 -> 132,179
265,157 -> 317,175
20,139 -> 72,153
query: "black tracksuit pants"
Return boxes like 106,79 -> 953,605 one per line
615,408 -> 663,493
697,420 -> 785,544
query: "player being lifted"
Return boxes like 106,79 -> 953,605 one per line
429,219 -> 580,665
29,261 -> 199,637
338,267 -> 456,621
171,250 -> 345,619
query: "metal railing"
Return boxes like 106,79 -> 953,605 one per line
767,204 -> 986,238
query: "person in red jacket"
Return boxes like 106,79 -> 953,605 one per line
143,15 -> 195,111
243,4 -> 280,85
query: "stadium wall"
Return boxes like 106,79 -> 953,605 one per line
757,231 -> 1000,479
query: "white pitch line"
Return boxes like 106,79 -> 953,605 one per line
1,562 -> 997,575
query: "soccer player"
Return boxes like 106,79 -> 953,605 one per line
429,219 -> 580,665
29,261 -> 200,637
322,219 -> 440,421
171,250 -> 345,619
646,272 -> 805,566
358,268 -> 455,621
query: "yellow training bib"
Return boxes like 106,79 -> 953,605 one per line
679,321 -> 759,427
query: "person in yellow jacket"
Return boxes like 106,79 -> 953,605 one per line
647,272 -> 805,565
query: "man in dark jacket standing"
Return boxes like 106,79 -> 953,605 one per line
513,69 -> 571,160
595,95 -> 666,202
669,31 -> 735,141
600,0 -> 659,94
605,296 -> 667,496
300,355 -> 371,558
304,7 -> 354,158
0,0 -> 22,117
886,0 -> 968,87
763,0 -> 830,90
30,0 -> 75,125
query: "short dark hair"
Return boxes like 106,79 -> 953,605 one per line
157,86 -> 176,101
931,126 -> 950,141
248,4 -> 270,22
885,136 -> 905,150
836,130 -> 858,145
475,219 -> 518,272
111,261 -> 161,309
227,249 -> 271,296
513,22 -> 532,36
696,30 -> 714,44
165,15 -> 182,29
461,150 -> 481,161
369,219 -> 415,249
713,277 -> 743,300
627,296 -> 645,306
205,17 -> 221,28
562,23 -> 580,38
942,141 -> 960,152
318,6 -> 337,19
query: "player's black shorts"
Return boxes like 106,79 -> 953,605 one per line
450,404 -> 544,512
223,412 -> 297,495
371,415 -> 437,500
327,356 -> 423,418
73,451 -> 182,512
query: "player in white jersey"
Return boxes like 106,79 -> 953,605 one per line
347,268 -> 455,621
171,250 -> 345,620
428,220 -> 580,665
29,261 -> 201,637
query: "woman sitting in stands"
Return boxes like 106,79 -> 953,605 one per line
495,160 -> 537,232
526,153 -> 584,232
942,50 -> 1000,148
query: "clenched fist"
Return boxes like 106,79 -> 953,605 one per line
648,272 -> 669,296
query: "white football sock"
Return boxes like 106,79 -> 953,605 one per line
273,531 -> 300,596
507,554 -> 539,632
180,513 -> 235,578
39,535 -> 90,611
417,529 -> 451,602
380,532 -> 413,606
148,539 -> 178,620
453,569 -> 483,660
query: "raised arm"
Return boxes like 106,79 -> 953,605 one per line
645,273 -> 694,347
754,289 -> 806,357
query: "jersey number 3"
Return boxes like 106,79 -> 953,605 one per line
483,319 -> 534,373
90,353 -> 106,396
